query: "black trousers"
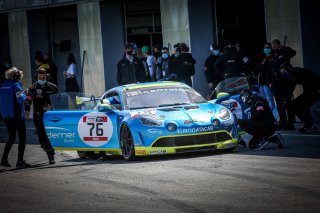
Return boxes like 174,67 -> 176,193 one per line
33,113 -> 55,156
292,93 -> 320,128
2,118 -> 26,162
239,119 -> 275,144
272,79 -> 296,128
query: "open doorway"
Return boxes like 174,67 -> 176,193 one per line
124,0 -> 162,51
215,0 -> 266,68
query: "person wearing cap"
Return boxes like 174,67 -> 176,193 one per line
142,46 -> 155,81
205,44 -> 223,99
117,43 -> 146,85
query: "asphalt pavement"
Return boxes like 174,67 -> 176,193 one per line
0,119 -> 320,213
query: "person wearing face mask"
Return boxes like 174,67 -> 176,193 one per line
204,44 -> 223,99
117,43 -> 146,85
0,67 -> 31,168
160,47 -> 171,79
257,42 -> 277,120
24,68 -> 59,164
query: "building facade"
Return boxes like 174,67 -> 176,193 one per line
0,0 -> 319,97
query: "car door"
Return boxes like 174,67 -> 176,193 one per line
44,109 -> 120,150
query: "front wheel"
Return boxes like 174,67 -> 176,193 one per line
120,124 -> 135,161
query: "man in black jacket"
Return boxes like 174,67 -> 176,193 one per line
214,38 -> 249,79
238,89 -> 283,150
25,68 -> 59,164
117,44 -> 146,85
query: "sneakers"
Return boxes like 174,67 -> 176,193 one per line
299,125 -> 317,133
16,160 -> 32,168
1,160 -> 11,167
252,138 -> 269,151
238,139 -> 247,147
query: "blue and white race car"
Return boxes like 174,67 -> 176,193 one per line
44,81 -> 238,160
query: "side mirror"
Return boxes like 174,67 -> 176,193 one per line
98,103 -> 115,113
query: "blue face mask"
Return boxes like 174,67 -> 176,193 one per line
264,48 -> 271,55
162,53 -> 169,59
38,80 -> 47,85
212,50 -> 220,56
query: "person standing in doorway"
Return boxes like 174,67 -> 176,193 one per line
63,53 -> 80,109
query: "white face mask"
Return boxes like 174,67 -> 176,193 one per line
38,80 -> 47,85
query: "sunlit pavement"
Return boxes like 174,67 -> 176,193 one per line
1,119 -> 320,212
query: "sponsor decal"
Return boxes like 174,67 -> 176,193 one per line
47,131 -> 75,143
135,150 -> 147,155
147,129 -> 163,134
149,150 -> 167,155
177,126 -> 214,134
78,112 -> 113,147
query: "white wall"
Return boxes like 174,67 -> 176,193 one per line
77,2 -> 105,97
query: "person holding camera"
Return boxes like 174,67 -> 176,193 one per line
25,68 -> 59,164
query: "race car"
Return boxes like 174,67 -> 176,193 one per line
44,81 -> 238,160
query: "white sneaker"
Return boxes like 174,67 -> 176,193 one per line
252,139 -> 269,151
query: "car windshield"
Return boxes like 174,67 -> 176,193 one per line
123,87 -> 207,110
214,77 -> 249,96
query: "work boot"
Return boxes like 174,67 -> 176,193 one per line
1,159 -> 11,167
47,154 -> 55,165
16,160 -> 32,168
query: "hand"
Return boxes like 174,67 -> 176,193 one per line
25,111 -> 30,119
63,71 -> 67,78
43,104 -> 52,112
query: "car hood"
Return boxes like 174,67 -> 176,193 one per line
130,102 -> 220,123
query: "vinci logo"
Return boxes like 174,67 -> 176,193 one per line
83,116 -> 108,122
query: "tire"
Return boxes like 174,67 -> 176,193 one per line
120,124 -> 135,161
77,151 -> 98,159
77,151 -> 88,159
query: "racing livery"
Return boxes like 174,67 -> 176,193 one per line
44,81 -> 238,160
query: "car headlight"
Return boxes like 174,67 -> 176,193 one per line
218,108 -> 231,120
167,123 -> 177,132
138,115 -> 162,126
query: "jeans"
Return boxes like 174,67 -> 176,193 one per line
259,85 -> 275,110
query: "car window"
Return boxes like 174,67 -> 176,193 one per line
123,87 -> 207,110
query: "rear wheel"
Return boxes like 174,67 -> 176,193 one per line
77,151 -> 98,159
120,124 -> 135,161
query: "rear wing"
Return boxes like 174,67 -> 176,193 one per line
49,92 -> 99,110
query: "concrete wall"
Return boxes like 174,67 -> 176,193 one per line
77,1 -> 105,97
100,0 -> 125,91
300,1 -> 320,75
161,0 -> 190,50
188,0 -> 215,96
264,0 -> 303,67
0,14 -> 10,62
27,10 -> 50,80
8,11 -> 32,88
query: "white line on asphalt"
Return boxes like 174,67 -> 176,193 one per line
280,133 -> 320,137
